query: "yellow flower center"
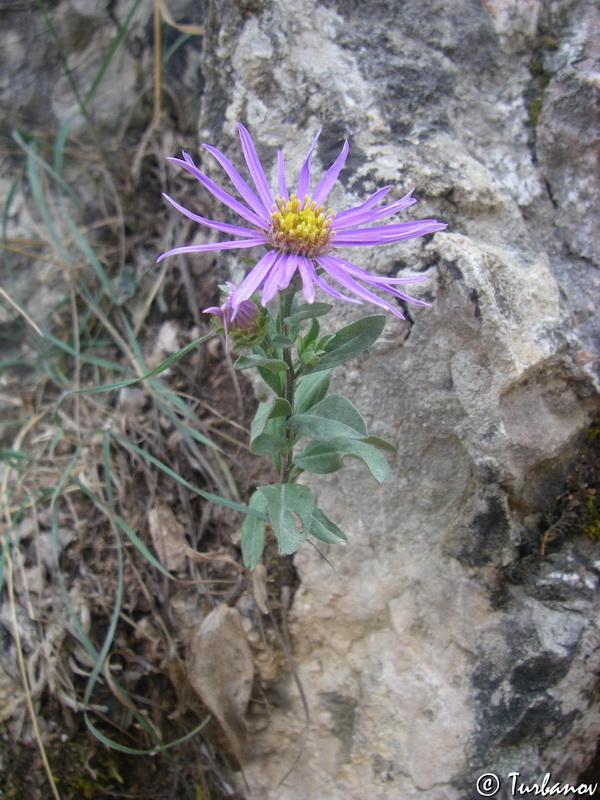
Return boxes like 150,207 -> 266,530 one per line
268,193 -> 334,256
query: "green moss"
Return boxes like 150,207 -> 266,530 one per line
583,490 -> 600,541
538,35 -> 558,51
526,31 -> 556,127
529,59 -> 545,77
527,60 -> 552,126
528,95 -> 545,126
588,418 -> 600,441
539,417 -> 600,552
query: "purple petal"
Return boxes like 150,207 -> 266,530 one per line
311,270 -> 363,305
322,253 -> 427,286
321,254 -> 430,307
333,190 -> 418,229
234,249 -> 279,306
297,256 -> 317,304
332,186 -> 391,226
277,151 -> 289,200
380,285 -> 431,306
168,154 -> 267,227
157,237 -> 266,263
162,193 -> 260,238
280,252 -> 300,287
261,253 -> 299,304
317,255 -> 407,318
203,142 -> 270,219
333,220 -> 447,246
311,141 -> 349,206
261,257 -> 286,304
296,130 -> 321,199
237,124 -> 275,212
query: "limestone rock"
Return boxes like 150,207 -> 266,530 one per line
196,0 -> 600,796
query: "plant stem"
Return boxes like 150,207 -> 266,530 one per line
278,289 -> 296,483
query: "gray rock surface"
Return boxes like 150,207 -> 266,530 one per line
196,0 -> 600,796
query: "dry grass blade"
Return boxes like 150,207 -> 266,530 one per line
157,0 -> 205,34
0,288 -> 43,336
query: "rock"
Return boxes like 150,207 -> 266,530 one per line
187,604 -> 254,762
195,0 -> 600,796
535,3 -> 600,267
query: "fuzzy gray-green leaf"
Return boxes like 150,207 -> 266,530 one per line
310,507 -> 348,543
241,493 -> 268,569
288,394 -> 368,441
250,402 -> 288,455
294,437 -> 389,482
301,314 -> 386,374
234,354 -> 288,372
257,484 -> 314,555
293,370 -> 332,415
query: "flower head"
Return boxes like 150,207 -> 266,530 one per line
204,281 -> 259,350
158,124 -> 446,319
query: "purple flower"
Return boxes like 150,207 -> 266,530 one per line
158,124 -> 446,319
204,281 -> 258,349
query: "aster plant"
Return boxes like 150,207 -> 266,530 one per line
158,124 -> 445,568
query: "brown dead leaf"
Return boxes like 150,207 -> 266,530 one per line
252,563 -> 269,615
187,604 -> 254,761
183,545 -> 243,572
148,507 -> 187,572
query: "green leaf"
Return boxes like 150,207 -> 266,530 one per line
310,507 -> 348,543
288,394 -> 368,441
257,484 -> 314,555
269,398 -> 293,418
257,364 -> 284,395
301,314 -> 386,374
294,438 -> 389,483
110,433 -> 268,519
234,354 -> 288,372
69,333 -> 213,395
302,317 -> 321,348
241,492 -> 268,568
294,370 -> 331,415
250,402 -> 289,455
285,302 -> 333,324
362,435 -> 397,453
268,334 -> 295,348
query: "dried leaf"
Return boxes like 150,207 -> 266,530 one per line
187,605 -> 254,760
183,545 -> 243,572
148,507 -> 187,572
252,563 -> 269,615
